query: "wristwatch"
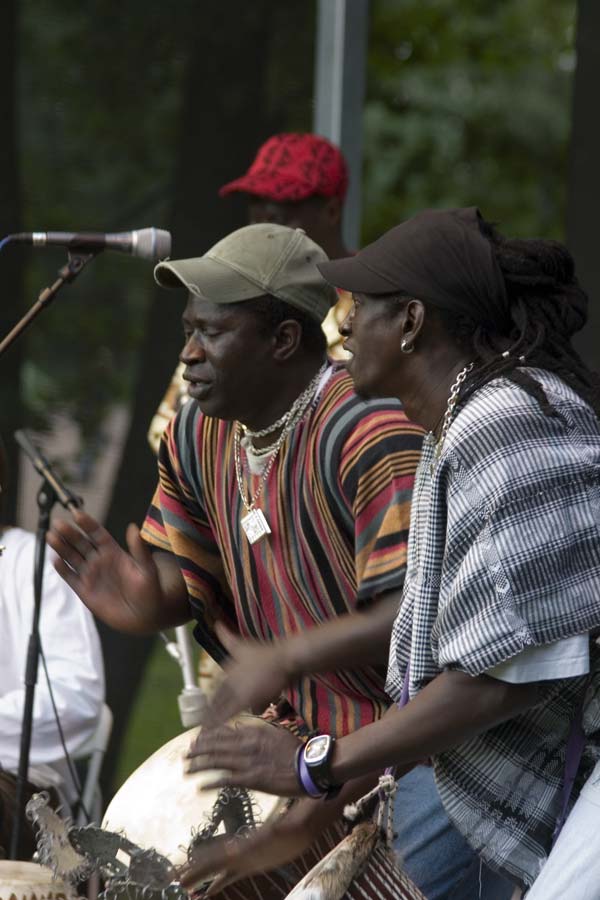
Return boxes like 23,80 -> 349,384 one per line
296,734 -> 339,797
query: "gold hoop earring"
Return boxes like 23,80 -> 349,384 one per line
400,339 -> 414,354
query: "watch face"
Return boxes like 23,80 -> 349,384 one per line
305,735 -> 330,765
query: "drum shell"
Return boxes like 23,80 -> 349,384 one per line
211,825 -> 425,900
0,860 -> 70,900
103,716 -> 424,899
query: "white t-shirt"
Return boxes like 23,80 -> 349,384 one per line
0,527 -> 105,804
488,633 -> 589,684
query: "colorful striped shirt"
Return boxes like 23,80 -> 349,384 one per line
142,363 -> 423,736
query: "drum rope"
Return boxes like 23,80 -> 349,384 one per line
343,773 -> 397,850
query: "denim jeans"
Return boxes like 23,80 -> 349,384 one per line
392,765 -> 515,900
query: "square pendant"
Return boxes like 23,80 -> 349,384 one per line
241,508 -> 272,544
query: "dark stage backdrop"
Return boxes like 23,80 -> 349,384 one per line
567,0 -> 600,371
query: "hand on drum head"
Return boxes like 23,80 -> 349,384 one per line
176,806 -> 316,896
200,622 -> 291,730
186,718 -> 302,797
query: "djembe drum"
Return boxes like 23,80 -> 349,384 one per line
102,715 -> 286,870
100,715 -> 341,899
101,716 -> 424,900
29,715 -> 424,900
283,776 -> 426,900
0,860 -> 71,900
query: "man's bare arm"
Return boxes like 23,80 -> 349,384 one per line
200,590 -> 400,728
178,768 -> 410,894
190,669 -> 542,798
283,589 -> 401,677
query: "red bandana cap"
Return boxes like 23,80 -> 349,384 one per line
219,133 -> 349,203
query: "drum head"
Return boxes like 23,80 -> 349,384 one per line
103,716 -> 283,867
0,860 -> 70,899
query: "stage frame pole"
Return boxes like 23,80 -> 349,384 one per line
314,0 -> 369,250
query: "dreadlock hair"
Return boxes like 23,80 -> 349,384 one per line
435,218 -> 600,418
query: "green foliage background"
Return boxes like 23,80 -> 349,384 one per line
19,1 -> 185,443
363,0 -> 576,242
17,0 -> 576,456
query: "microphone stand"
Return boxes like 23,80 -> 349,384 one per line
10,431 -> 82,860
159,627 -> 206,728
0,250 -> 97,358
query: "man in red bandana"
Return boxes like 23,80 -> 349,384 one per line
221,133 -> 349,260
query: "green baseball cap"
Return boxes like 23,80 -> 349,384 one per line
154,223 -> 337,323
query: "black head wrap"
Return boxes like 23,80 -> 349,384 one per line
319,207 -> 511,331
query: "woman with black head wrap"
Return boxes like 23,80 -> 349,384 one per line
315,208 -> 600,895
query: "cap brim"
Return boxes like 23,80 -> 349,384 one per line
317,256 -> 398,294
154,256 -> 267,303
219,173 -> 314,201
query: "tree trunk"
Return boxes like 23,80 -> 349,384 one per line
100,0 -> 275,794
566,0 -> 600,370
0,0 -> 25,521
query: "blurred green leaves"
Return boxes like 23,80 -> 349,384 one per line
13,0 -> 576,451
18,0 -> 187,443
363,0 -> 576,242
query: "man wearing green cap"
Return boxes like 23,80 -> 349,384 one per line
50,221 -> 418,736
147,132 -> 352,454
47,223 -> 493,898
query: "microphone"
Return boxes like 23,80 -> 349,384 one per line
7,227 -> 171,261
15,430 -> 83,512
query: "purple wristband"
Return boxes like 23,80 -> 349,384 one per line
295,746 -> 325,798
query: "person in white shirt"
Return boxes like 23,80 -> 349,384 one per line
0,440 -> 104,859
523,757 -> 600,899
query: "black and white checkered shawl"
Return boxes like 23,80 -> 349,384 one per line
386,369 -> 600,888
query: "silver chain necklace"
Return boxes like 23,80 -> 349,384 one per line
240,364 -> 327,442
234,363 -> 327,543
241,408 -> 289,441
433,362 -> 474,462
243,369 -> 325,459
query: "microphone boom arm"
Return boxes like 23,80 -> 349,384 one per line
15,430 -> 83,512
0,250 -> 97,359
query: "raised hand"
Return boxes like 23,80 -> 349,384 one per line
47,509 -> 176,633
199,622 -> 292,730
185,717 -> 302,797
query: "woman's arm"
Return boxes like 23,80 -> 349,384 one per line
190,669 -> 542,796
332,669 -> 541,783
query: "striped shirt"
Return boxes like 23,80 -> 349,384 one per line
142,363 -> 423,736
386,369 -> 600,888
